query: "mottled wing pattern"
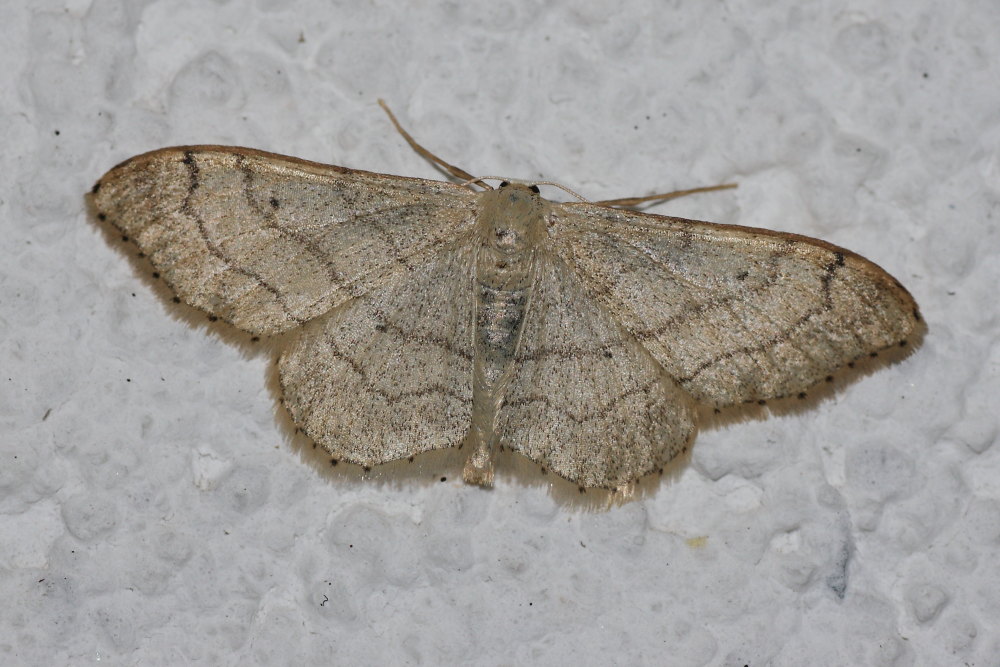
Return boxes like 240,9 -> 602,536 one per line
548,203 -> 921,407
498,252 -> 696,489
278,243 -> 476,466
90,146 -> 479,336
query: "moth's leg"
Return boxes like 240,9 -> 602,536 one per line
378,99 -> 485,187
593,182 -> 737,208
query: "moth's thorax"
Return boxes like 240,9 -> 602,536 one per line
476,183 -> 547,254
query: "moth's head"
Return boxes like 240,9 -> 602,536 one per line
478,181 -> 547,253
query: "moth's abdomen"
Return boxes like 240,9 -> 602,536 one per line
463,257 -> 538,486
475,283 -> 529,387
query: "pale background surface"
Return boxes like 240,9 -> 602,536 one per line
2,1 -> 998,665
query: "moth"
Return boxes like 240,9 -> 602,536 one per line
89,102 -> 921,491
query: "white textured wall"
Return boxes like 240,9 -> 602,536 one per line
2,1 -> 998,665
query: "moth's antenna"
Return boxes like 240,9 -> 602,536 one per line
378,99 -> 487,189
470,176 -> 590,203
459,176 -> 494,190
594,183 -> 737,208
